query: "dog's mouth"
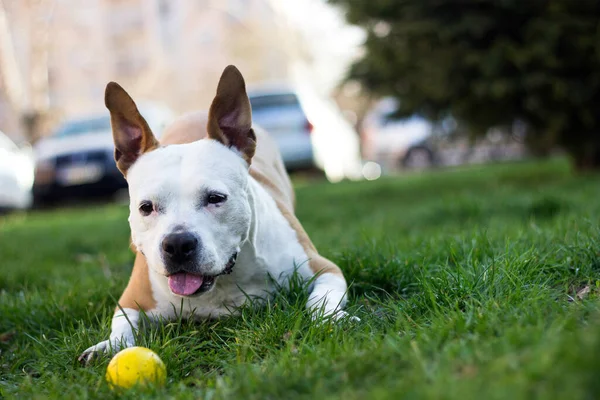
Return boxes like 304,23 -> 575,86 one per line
167,253 -> 237,297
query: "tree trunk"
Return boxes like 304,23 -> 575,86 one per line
21,112 -> 41,143
571,144 -> 600,172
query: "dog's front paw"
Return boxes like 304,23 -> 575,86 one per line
329,309 -> 361,323
78,337 -> 134,366
310,308 -> 360,323
78,340 -> 111,366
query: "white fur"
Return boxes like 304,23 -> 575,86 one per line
80,308 -> 138,362
80,139 -> 352,363
306,273 -> 355,320
127,141 -> 252,278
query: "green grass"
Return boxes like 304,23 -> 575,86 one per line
2,158 -> 600,399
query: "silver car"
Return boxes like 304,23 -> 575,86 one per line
248,85 -> 363,182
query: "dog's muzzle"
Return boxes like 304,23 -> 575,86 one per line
166,252 -> 238,297
220,252 -> 237,275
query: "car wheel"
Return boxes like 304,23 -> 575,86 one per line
402,146 -> 435,170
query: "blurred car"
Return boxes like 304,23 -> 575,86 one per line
248,85 -> 363,182
362,98 -> 528,172
361,98 -> 442,171
33,103 -> 174,204
0,130 -> 34,210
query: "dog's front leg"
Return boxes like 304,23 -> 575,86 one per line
78,308 -> 139,364
79,252 -> 156,364
307,272 -> 349,318
305,255 -> 357,321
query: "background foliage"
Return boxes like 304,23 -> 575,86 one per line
330,0 -> 600,169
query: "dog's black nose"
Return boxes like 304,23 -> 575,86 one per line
162,232 -> 198,263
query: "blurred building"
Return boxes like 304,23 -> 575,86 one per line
0,0 -> 310,140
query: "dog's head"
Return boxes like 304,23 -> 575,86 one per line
106,66 -> 257,297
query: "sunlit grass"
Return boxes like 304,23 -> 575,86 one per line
1,158 -> 600,399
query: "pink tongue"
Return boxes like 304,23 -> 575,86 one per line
168,273 -> 204,296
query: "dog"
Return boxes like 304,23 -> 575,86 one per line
79,65 -> 353,363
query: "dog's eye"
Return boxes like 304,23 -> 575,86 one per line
207,193 -> 227,205
139,201 -> 154,216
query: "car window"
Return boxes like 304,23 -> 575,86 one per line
249,94 -> 300,111
249,93 -> 308,133
54,116 -> 112,137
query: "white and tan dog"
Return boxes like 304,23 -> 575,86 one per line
79,66 -> 353,363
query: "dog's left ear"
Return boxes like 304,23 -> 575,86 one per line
105,82 -> 159,176
207,65 -> 256,164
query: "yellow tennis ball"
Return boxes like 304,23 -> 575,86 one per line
105,347 -> 167,390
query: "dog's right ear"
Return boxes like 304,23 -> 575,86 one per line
105,82 -> 159,176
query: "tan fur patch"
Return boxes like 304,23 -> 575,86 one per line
160,112 -> 209,146
116,252 -> 156,312
249,168 -> 342,277
276,201 -> 343,278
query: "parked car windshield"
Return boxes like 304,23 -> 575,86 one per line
249,93 -> 298,108
249,93 -> 307,133
54,116 -> 111,137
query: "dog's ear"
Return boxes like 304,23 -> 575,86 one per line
207,65 -> 256,164
105,82 -> 159,176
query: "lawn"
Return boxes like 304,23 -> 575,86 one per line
2,159 -> 600,399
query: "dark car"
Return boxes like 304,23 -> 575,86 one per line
33,105 -> 173,204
